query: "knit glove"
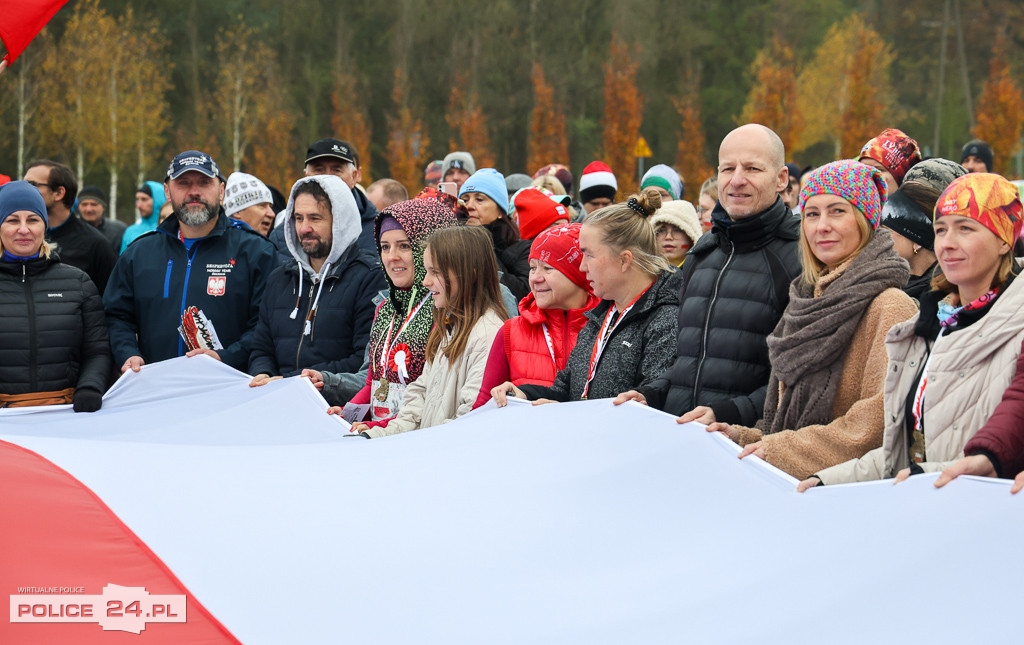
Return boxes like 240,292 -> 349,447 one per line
73,387 -> 103,413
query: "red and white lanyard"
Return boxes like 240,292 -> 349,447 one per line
580,286 -> 650,399
911,328 -> 946,432
540,323 -> 556,368
378,294 -> 431,381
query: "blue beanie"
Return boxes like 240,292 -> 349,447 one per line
0,180 -> 49,227
459,168 -> 509,214
640,164 -> 684,200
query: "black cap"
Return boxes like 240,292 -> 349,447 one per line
305,138 -> 358,167
166,150 -> 224,181
960,139 -> 993,172
78,185 -> 107,205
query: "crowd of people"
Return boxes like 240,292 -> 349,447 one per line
2,124 -> 1024,494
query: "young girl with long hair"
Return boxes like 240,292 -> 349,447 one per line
355,225 -> 507,437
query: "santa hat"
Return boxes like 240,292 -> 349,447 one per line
579,161 -> 617,204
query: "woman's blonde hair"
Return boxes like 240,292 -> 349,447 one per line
424,226 -> 508,363
585,188 -> 674,278
799,204 -> 874,285
0,238 -> 53,259
700,176 -> 718,201
530,175 -> 566,195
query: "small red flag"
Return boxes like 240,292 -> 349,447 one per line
0,0 -> 71,65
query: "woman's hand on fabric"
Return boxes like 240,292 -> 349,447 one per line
796,476 -> 822,493
491,382 -> 525,407
738,440 -> 765,460
532,399 -> 558,406
705,422 -> 740,443
1011,471 -> 1024,494
613,390 -> 647,406
678,406 -> 715,425
934,454 -> 997,488
348,422 -> 370,434
301,369 -> 325,390
893,467 -> 912,484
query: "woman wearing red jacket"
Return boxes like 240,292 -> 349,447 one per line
474,223 -> 599,407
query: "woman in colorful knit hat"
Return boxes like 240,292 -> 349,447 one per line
474,223 -> 601,407
704,160 -> 918,480
804,173 -> 1024,489
857,127 -> 922,196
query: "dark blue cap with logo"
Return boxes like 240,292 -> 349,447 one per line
166,150 -> 224,182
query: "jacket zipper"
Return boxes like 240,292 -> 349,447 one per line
294,276 -> 319,366
177,242 -> 200,356
23,266 -> 39,392
693,240 -> 734,408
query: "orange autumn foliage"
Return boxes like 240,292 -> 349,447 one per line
331,71 -> 372,184
527,62 -> 570,174
674,76 -> 713,193
446,71 -> 494,168
601,35 -> 643,196
740,35 -> 803,155
838,30 -> 887,158
973,35 -> 1024,177
385,66 -> 431,193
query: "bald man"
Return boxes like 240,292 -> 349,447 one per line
615,124 -> 802,426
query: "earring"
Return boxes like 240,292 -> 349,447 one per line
913,246 -> 920,255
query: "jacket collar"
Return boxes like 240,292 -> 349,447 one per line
692,196 -> 797,255
156,207 -> 231,241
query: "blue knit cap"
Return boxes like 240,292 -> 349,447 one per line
0,180 -> 49,227
459,168 -> 509,214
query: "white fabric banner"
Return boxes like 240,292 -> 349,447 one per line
3,355 -> 1022,643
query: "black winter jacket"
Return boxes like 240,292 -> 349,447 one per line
641,197 -> 802,425
103,210 -> 278,371
520,269 -> 681,401
47,213 -> 117,294
0,257 -> 111,395
248,246 -> 386,377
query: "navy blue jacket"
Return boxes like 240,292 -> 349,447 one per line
103,210 -> 278,371
248,246 -> 385,377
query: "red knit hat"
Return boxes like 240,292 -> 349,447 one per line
529,223 -> 592,294
858,128 -> 922,186
514,188 -> 571,241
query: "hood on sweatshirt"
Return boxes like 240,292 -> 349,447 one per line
283,175 -> 361,278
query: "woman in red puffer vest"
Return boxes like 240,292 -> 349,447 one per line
474,223 -> 599,407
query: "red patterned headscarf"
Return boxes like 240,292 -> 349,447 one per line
934,173 -> 1023,247
858,128 -> 922,186
529,223 -> 592,294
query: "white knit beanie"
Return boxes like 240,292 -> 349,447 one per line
224,172 -> 273,217
649,200 -> 702,247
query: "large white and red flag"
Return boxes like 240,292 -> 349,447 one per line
2,355 -> 1023,643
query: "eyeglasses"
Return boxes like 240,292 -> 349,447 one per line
25,180 -> 53,191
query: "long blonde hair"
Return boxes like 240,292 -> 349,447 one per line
424,226 -> 508,363
799,206 -> 873,285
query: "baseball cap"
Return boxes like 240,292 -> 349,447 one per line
305,138 -> 358,167
166,150 -> 224,181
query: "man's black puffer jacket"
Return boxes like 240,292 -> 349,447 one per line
641,197 -> 802,425
0,256 -> 112,395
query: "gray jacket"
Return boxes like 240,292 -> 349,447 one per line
520,269 -> 681,402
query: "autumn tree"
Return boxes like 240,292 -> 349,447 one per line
973,35 -> 1024,177
795,14 -> 896,158
526,62 -> 570,174
35,0 -> 114,181
601,35 -> 643,196
675,70 -> 713,190
248,63 -> 298,194
330,71 -> 372,185
445,71 -> 494,168
740,35 -> 803,155
385,66 -> 431,192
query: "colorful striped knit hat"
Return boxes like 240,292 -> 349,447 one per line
798,160 -> 888,229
